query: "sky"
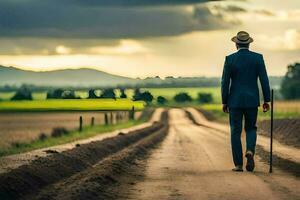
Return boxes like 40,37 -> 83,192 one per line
0,0 -> 299,78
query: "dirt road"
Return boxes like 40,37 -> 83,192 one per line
1,108 -> 299,199
127,109 -> 300,200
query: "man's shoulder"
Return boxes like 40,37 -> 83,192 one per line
225,52 -> 237,60
248,50 -> 263,58
226,50 -> 263,59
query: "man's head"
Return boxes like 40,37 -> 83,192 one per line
236,43 -> 250,50
231,31 -> 253,50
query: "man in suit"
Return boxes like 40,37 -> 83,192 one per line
221,31 -> 271,172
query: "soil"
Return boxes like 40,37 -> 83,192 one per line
0,111 -> 168,200
0,111 -> 142,148
0,109 -> 299,200
125,109 -> 300,200
257,118 -> 300,148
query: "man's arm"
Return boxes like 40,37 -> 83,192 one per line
258,55 -> 271,111
221,56 -> 231,113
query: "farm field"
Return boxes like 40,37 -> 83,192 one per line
146,87 -> 220,102
0,99 -> 144,112
0,111 -> 140,148
200,101 -> 300,121
1,109 -> 299,200
0,87 -> 220,102
0,110 -> 143,155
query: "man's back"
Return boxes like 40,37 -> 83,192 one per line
221,49 -> 270,108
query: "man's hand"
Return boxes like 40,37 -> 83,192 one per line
222,104 -> 229,113
263,102 -> 270,112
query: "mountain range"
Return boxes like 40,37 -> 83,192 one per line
0,65 -> 283,88
0,66 -> 137,87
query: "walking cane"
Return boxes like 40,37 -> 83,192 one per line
269,89 -> 274,173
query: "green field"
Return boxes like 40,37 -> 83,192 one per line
146,87 -> 220,103
0,87 -> 220,102
0,91 -> 90,101
0,99 -> 144,112
1,88 -> 299,119
200,103 -> 300,121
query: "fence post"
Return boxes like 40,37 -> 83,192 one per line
129,106 -> 135,120
116,112 -> 119,123
110,112 -> 114,124
79,116 -> 83,132
91,117 -> 95,127
104,113 -> 109,125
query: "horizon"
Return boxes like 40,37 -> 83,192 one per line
0,0 -> 299,78
0,65 -> 285,79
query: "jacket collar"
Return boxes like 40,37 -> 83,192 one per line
238,48 -> 249,51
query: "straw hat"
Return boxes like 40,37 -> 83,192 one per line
231,31 -> 253,44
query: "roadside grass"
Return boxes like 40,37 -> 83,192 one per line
0,99 -> 144,112
0,120 -> 144,157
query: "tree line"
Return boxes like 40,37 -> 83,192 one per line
9,86 -> 214,105
3,63 -> 299,102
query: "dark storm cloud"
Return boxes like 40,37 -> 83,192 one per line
0,0 -> 229,39
60,0 -> 216,7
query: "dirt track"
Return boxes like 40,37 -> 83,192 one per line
0,109 -> 299,199
126,109 -> 300,200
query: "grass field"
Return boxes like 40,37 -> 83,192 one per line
146,87 -> 221,103
0,99 -> 144,112
0,91 -> 99,100
0,87 -> 220,102
200,101 -> 300,121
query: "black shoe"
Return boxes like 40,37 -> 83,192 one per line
246,152 -> 255,172
232,166 -> 243,172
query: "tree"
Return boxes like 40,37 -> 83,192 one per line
47,89 -> 64,99
174,92 -> 192,103
88,89 -> 98,99
132,89 -> 153,103
132,88 -> 142,101
120,88 -> 127,98
281,63 -> 300,99
141,91 -> 153,104
157,96 -> 167,105
62,90 -> 77,99
197,93 -> 213,103
11,86 -> 33,101
100,88 -> 116,99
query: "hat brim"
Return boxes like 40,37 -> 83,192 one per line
231,36 -> 253,44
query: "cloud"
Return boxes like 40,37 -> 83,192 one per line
89,40 -> 148,55
256,29 -> 300,51
69,0 -> 211,6
55,45 -> 72,55
0,0 -> 232,39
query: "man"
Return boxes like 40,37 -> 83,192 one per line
221,31 -> 271,172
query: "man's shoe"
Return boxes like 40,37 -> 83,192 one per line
232,166 -> 243,172
246,152 -> 255,172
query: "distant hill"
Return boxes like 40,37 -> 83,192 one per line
0,66 -> 137,87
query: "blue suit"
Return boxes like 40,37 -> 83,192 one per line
221,48 -> 270,166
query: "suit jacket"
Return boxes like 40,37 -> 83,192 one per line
221,49 -> 270,108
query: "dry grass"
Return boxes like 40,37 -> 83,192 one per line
274,101 -> 300,113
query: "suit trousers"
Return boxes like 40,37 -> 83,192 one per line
229,107 -> 258,166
